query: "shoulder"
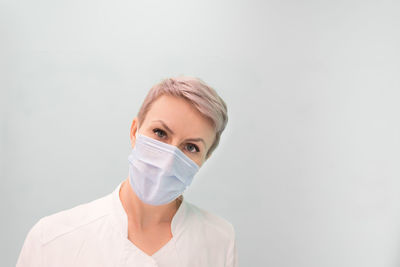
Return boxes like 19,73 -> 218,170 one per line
184,200 -> 235,241
34,192 -> 112,245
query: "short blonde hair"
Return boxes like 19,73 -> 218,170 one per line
137,76 -> 228,158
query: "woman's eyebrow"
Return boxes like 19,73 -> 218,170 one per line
152,120 -> 175,134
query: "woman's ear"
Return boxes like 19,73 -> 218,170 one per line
130,117 -> 139,148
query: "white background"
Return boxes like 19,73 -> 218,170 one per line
1,0 -> 400,266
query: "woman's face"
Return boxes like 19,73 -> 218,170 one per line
130,95 -> 216,167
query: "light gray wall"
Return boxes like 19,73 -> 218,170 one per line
2,0 -> 400,266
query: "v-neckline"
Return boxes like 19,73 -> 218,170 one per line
123,227 -> 176,258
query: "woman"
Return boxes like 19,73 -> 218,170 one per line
17,76 -> 238,267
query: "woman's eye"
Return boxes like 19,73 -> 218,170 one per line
153,128 -> 167,138
186,143 -> 200,153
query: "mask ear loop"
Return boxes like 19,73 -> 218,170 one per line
136,123 -> 140,137
132,123 -> 140,151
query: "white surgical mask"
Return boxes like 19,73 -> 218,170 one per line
128,130 -> 200,206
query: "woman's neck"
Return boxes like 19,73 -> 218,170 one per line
119,177 -> 180,230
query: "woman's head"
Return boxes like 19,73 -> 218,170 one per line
130,76 -> 228,167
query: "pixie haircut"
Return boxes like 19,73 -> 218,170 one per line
137,76 -> 228,159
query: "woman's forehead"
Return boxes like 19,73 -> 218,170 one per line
146,96 -> 209,126
147,95 -> 196,114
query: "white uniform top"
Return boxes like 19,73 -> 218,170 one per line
16,181 -> 238,267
